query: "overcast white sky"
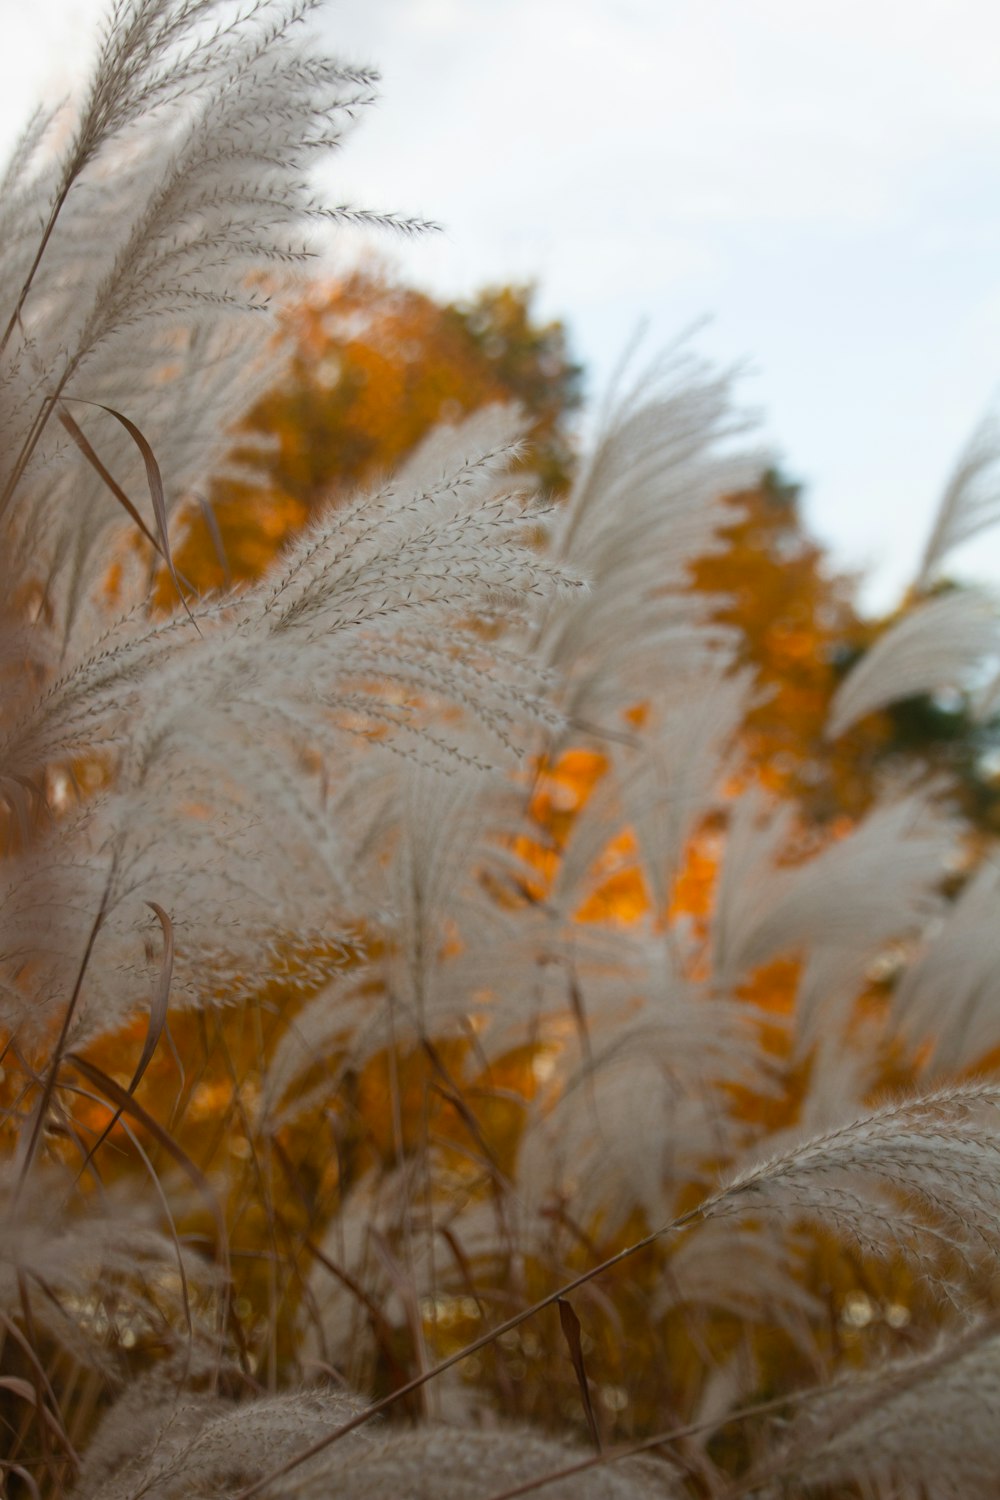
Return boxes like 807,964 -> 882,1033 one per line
9,0 -> 1000,609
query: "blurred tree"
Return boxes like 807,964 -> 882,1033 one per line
694,471 -> 1000,830
691,469 -> 882,820
173,271 -> 583,590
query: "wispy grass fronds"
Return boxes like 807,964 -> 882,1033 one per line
918,409 -> 1000,587
713,790 -> 957,1044
827,586 -> 1000,737
73,1380 -> 372,1500
750,1317 -> 1000,1498
0,0 -> 427,571
519,968 -> 760,1231
708,1082 -> 1000,1279
2,409 -> 578,1043
0,1167 -> 217,1373
271,1424 -> 668,1500
540,349 -> 759,731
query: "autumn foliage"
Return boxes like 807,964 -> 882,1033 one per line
171,272 -> 582,592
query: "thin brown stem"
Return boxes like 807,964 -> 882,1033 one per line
0,180 -> 73,359
14,864 -> 114,1191
0,371 -> 71,525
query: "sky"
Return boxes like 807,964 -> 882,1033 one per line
8,0 -> 1000,610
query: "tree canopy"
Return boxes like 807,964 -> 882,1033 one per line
171,273 -> 583,591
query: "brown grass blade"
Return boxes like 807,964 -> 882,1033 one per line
59,400 -> 199,623
16,891 -> 109,1188
0,1309 -> 74,1449
0,1376 -> 38,1404
3,1463 -> 42,1500
74,900 -> 174,1185
557,1296 -> 602,1451
130,901 -> 173,1094
88,402 -> 174,586
57,405 -> 162,555
196,491 -> 232,588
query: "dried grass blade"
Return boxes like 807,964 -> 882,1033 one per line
422,1036 -> 505,1180
557,1297 -> 602,1451
60,400 -> 199,623
130,902 -> 173,1095
16,894 -> 108,1187
73,903 -> 172,1182
437,1224 -> 487,1317
196,491 -> 232,588
369,1227 -> 429,1414
17,1273 -> 58,1478
57,405 -> 161,555
0,1376 -> 38,1404
3,1464 -> 42,1500
0,773 -> 45,850
89,402 -> 174,585
568,971 -> 593,1067
0,1309 -> 75,1451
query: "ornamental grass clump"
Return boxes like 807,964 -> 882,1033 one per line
6,4 -> 1000,1498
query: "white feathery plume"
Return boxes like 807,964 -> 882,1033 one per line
262,753 -> 558,1121
0,1166 -> 218,1371
827,587 -> 1000,739
712,789 -> 956,1045
517,956 -> 762,1232
0,0 -> 424,528
615,663 -> 753,915
705,1081 -> 1000,1280
72,1380 -> 373,1500
545,662 -> 751,922
537,348 -> 759,733
654,1218 -> 819,1340
891,857 -> 1000,1076
1,413 -> 577,1043
917,409 -> 1000,587
751,1318 -> 1000,1499
277,1422 -> 670,1500
780,1023 -> 885,1138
